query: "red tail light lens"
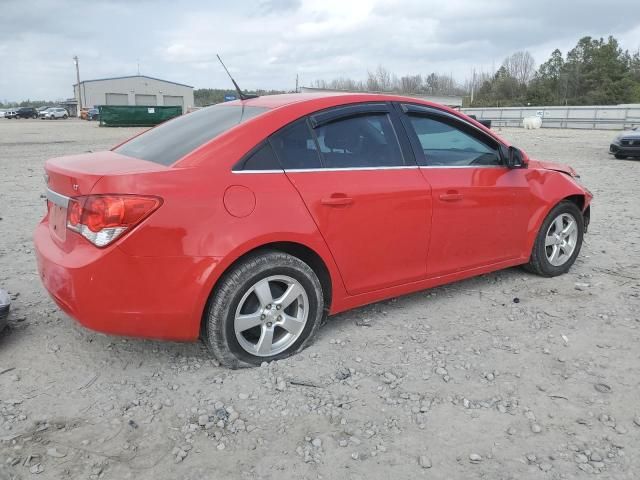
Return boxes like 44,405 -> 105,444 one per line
66,195 -> 162,247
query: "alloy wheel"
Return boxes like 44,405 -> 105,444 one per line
544,212 -> 579,266
234,275 -> 309,357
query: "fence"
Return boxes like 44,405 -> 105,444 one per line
461,105 -> 640,130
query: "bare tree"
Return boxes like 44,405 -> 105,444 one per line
366,71 -> 380,91
311,66 -> 465,96
399,74 -> 422,93
368,65 -> 393,91
502,51 -> 536,85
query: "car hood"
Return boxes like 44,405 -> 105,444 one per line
528,159 -> 578,177
617,131 -> 640,140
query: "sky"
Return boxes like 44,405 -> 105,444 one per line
1,0 -> 639,101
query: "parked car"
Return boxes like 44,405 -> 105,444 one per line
0,288 -> 9,332
40,107 -> 69,120
0,109 -> 6,118
87,108 -> 100,121
34,93 -> 592,368
609,128 -> 640,159
6,107 -> 38,119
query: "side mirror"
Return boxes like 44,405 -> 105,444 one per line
507,146 -> 527,169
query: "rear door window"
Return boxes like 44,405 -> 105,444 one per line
115,104 -> 269,166
314,113 -> 405,168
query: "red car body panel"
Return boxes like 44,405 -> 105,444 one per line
286,168 -> 432,295
34,93 -> 592,341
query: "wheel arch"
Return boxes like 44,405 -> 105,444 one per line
525,169 -> 592,258
198,239 -> 338,336
562,193 -> 586,211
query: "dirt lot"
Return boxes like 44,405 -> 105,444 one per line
1,119 -> 639,480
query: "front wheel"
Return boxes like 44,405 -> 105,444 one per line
203,251 -> 325,368
524,201 -> 584,277
614,153 -> 626,159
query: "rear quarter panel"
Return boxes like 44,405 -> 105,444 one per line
91,166 -> 347,334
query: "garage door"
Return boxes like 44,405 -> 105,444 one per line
135,94 -> 157,106
105,93 -> 129,105
163,95 -> 184,109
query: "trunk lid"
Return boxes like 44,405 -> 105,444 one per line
45,151 -> 169,197
44,151 -> 170,246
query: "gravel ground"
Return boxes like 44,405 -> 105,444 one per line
1,119 -> 639,480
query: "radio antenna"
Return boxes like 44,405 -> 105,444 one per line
216,54 -> 258,101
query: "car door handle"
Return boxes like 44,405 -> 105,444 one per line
439,192 -> 463,202
321,196 -> 354,206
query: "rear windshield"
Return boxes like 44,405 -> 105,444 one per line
115,104 -> 269,166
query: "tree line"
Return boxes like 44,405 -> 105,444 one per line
304,36 -> 640,107
193,88 -> 287,107
477,36 -> 640,106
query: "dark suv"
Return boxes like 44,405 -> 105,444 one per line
6,107 -> 38,119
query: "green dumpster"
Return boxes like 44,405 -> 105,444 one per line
98,105 -> 182,127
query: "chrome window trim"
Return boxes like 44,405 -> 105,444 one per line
46,188 -> 70,208
286,166 -> 419,173
232,169 -> 284,174
419,165 -> 506,169
232,166 -> 420,174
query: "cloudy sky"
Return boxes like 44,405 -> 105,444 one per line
1,0 -> 639,101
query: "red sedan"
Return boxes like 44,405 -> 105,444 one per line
34,93 -> 592,367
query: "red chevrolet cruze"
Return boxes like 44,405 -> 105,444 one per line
34,93 -> 592,367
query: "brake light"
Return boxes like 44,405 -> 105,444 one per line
66,195 -> 162,247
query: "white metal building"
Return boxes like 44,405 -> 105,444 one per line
73,75 -> 194,111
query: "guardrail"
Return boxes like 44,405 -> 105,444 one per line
462,106 -> 640,130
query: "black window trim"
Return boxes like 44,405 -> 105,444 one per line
308,102 -> 389,129
395,102 -> 508,167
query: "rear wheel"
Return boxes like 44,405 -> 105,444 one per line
203,251 -> 324,368
524,201 -> 584,277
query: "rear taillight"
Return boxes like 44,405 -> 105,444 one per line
66,195 -> 162,247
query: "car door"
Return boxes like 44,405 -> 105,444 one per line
397,103 -> 530,277
271,104 -> 432,296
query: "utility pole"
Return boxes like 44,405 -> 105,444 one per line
295,74 -> 299,93
73,55 -> 82,117
470,68 -> 476,104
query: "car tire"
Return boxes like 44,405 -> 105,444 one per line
614,153 -> 626,159
203,250 -> 325,368
63,114 -> 68,119
524,201 -> 584,277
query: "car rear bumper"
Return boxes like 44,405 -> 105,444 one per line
34,221 -> 221,341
